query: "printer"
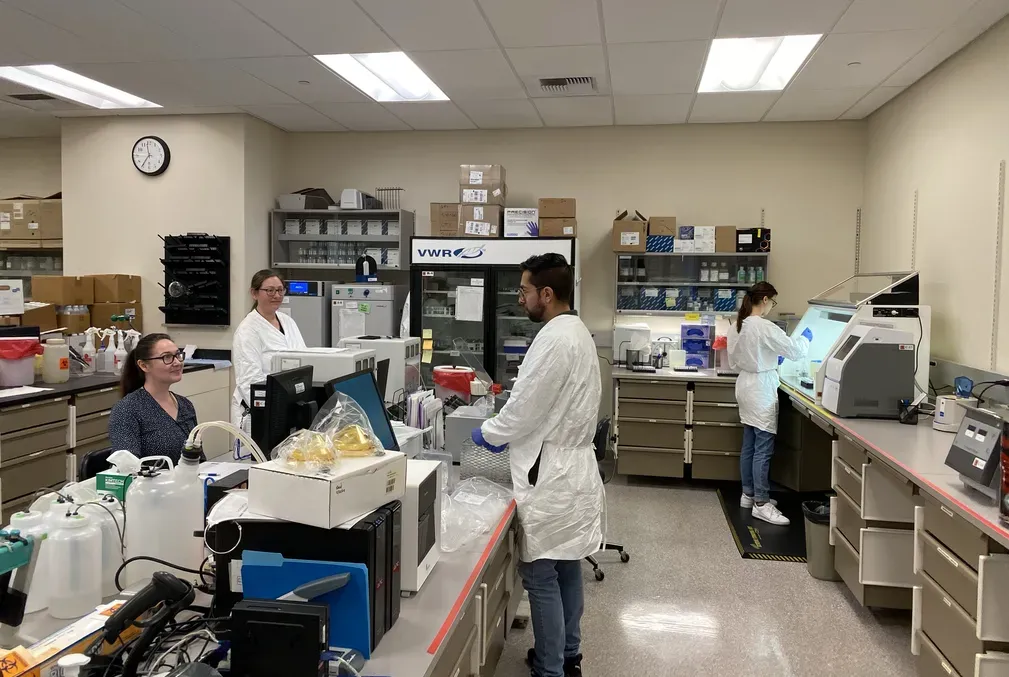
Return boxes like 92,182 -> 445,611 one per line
337,335 -> 422,404
821,325 -> 915,418
269,347 -> 376,384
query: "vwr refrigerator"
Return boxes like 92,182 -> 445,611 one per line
410,237 -> 579,384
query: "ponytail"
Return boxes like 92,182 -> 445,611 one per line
735,281 -> 778,333
120,332 -> 173,397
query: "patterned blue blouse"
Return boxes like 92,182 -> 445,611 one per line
108,388 -> 197,464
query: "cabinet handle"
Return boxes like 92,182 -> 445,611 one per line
937,546 -> 959,569
942,596 -> 952,608
478,584 -> 489,667
941,660 -> 952,675
451,668 -> 460,677
940,505 -> 954,518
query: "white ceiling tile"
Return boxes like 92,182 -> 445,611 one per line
118,0 -> 302,58
840,86 -> 904,119
790,30 -> 937,90
357,0 -> 496,51
229,57 -> 369,103
607,41 -> 708,95
309,101 -> 411,131
455,98 -> 543,128
716,0 -> 849,38
833,0 -> 977,33
614,94 -> 692,125
533,96 -> 613,127
507,45 -> 610,96
764,87 -> 871,121
479,0 -> 601,48
409,50 -> 525,100
156,61 -> 299,106
242,103 -> 347,131
689,92 -> 779,122
884,0 -> 1009,86
0,3 -> 121,64
381,101 -> 476,129
602,0 -> 722,44
234,0 -> 396,54
61,62 -> 202,108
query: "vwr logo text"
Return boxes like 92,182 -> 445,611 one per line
416,246 -> 486,259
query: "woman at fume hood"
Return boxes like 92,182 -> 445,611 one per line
231,269 -> 307,433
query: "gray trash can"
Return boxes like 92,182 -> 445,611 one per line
803,501 -> 841,581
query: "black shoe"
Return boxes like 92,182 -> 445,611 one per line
526,649 -> 583,677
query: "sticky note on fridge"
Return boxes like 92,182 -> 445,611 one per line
422,339 -> 434,350
685,312 -> 701,321
422,349 -> 433,364
422,329 -> 433,339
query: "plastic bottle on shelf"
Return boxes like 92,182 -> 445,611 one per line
756,266 -> 764,283
747,266 -> 756,284
699,262 -> 709,282
719,262 -> 729,282
113,330 -> 128,376
81,328 -> 98,375
736,264 -> 746,284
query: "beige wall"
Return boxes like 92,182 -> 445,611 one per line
284,123 -> 867,335
863,16 -> 1009,372
0,137 -> 62,198
243,116 -> 286,302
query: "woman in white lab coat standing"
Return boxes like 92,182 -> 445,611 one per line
231,269 -> 307,434
727,281 -> 811,526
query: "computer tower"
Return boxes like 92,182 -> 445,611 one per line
352,509 -> 388,652
383,501 -> 402,626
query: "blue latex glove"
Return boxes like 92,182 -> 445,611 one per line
801,327 -> 814,342
778,356 -> 784,366
471,427 -> 507,454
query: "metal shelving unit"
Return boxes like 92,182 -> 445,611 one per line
270,208 -> 414,272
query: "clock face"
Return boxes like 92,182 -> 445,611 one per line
132,136 -> 170,176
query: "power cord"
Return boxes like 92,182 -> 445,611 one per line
975,380 -> 1009,405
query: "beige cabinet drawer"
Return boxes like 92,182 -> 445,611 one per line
921,530 -> 978,618
691,423 -> 743,452
834,458 -> 862,508
916,631 -> 962,677
447,625 -> 478,677
693,383 -> 736,403
860,527 -> 915,588
617,449 -> 684,478
74,386 -> 120,417
834,527 -> 912,609
690,451 -> 740,481
618,399 -> 686,422
921,571 -> 982,677
836,487 -> 864,554
486,556 -> 509,618
692,402 -> 740,424
431,594 -> 478,677
0,448 -> 67,502
921,491 -> 1003,569
1,420 -> 69,465
861,460 -> 915,523
837,435 -> 868,471
76,410 -> 111,442
0,396 -> 68,435
618,420 -> 685,449
618,380 -> 687,401
73,434 -> 111,468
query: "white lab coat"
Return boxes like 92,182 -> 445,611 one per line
727,315 -> 809,434
231,310 -> 307,431
480,314 -> 603,563
400,292 -> 411,338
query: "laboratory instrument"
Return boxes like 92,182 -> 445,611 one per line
336,335 -> 422,404
820,325 -> 915,418
0,530 -> 41,645
231,598 -> 330,677
401,459 -> 443,593
613,324 -> 651,366
250,366 -> 319,456
269,347 -> 376,384
281,280 -> 332,347
933,394 -> 978,432
331,283 -> 407,343
944,405 -> 1005,502
445,405 -> 492,462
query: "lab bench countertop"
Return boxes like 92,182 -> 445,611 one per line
611,366 -> 738,383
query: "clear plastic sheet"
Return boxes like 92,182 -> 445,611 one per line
440,477 -> 513,553
311,392 -> 383,457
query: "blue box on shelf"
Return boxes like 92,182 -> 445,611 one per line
639,287 -> 666,311
684,351 -> 711,368
681,324 -> 715,340
682,337 -> 712,353
617,287 -> 640,310
646,235 -> 675,252
678,225 -> 695,240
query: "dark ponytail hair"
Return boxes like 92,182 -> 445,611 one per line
250,269 -> 284,311
121,332 -> 173,397
736,282 -> 778,333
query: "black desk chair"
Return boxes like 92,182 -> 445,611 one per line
79,447 -> 113,481
585,418 -> 629,581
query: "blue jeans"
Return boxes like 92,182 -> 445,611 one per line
741,424 -> 776,503
519,558 -> 584,677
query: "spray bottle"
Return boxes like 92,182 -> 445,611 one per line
124,329 -> 141,354
113,330 -> 128,376
98,329 -> 116,374
81,328 -> 98,375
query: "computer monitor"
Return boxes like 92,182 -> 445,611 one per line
251,366 -> 319,455
376,359 -> 390,401
323,368 -> 399,452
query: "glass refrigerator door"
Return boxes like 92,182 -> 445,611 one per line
495,268 -> 542,385
418,269 -> 489,385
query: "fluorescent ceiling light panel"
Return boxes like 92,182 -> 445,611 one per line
315,52 -> 448,102
699,35 -> 821,93
0,65 -> 160,109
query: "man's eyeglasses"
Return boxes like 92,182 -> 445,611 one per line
259,287 -> 285,297
144,350 -> 185,365
518,285 -> 543,299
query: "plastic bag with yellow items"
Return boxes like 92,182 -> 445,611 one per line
311,392 -> 384,457
273,429 -> 339,472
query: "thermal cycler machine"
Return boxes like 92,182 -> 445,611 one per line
821,325 -> 915,418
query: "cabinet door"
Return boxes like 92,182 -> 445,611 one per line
493,267 -> 542,385
415,268 -> 491,385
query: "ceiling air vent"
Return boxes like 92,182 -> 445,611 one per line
538,77 -> 597,96
8,93 -> 57,101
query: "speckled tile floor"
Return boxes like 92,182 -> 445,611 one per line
494,478 -> 915,677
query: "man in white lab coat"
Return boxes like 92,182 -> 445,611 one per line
471,253 -> 602,677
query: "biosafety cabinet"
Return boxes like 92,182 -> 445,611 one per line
780,272 -> 930,412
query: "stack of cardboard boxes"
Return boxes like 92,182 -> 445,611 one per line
28,274 -> 143,334
537,198 -> 577,237
612,215 -> 743,254
0,196 -> 63,244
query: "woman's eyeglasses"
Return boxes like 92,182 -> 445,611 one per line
144,350 -> 185,365
259,287 -> 285,297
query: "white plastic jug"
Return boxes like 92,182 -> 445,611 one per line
42,338 -> 70,384
48,513 -> 103,619
6,510 -> 49,613
80,496 -> 125,597
124,448 -> 205,587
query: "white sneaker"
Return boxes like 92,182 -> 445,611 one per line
752,502 -> 790,526
740,495 -> 777,509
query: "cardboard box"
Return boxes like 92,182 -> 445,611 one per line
91,274 -> 142,303
458,204 -> 502,237
96,470 -> 133,502
693,239 -> 715,253
737,227 -> 771,252
4,302 -> 58,332
612,220 -> 647,253
430,203 -> 460,236
248,452 -> 407,530
715,226 -> 736,252
35,199 -> 62,239
694,225 -> 715,242
646,235 -> 674,252
540,217 -> 577,237
57,310 -> 91,335
648,216 -> 677,236
678,225 -> 695,240
459,164 -> 506,185
673,239 -> 695,253
0,278 -> 25,315
460,184 -> 506,206
90,302 -> 142,332
504,208 -> 539,238
538,198 -> 576,219
31,275 -> 94,305
0,200 -> 39,239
